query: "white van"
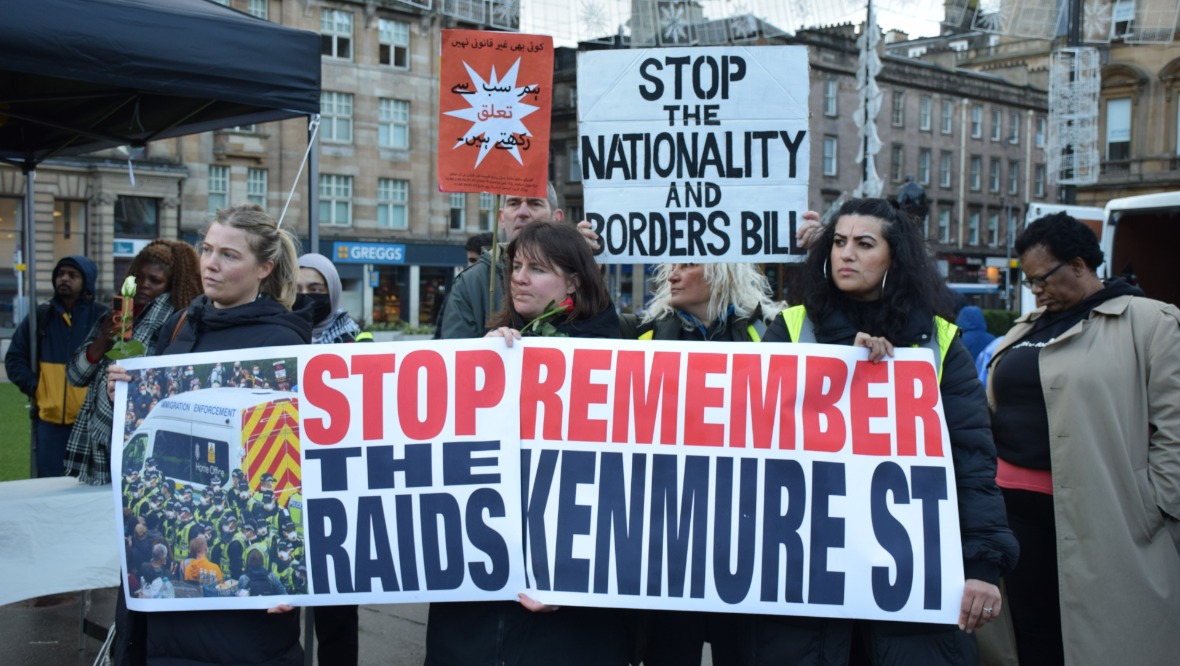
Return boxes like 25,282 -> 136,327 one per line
1101,192 -> 1180,309
123,387 -> 301,502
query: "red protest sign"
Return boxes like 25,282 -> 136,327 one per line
437,29 -> 552,198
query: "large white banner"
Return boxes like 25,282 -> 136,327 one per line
578,46 -> 811,264
113,338 -> 963,624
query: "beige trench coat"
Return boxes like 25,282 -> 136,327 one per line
987,295 -> 1180,665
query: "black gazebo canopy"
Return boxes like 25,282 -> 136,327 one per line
0,0 -> 321,166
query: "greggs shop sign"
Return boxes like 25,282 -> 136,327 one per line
333,242 -> 406,265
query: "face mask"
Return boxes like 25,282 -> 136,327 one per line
305,292 -> 332,325
284,530 -> 297,540
279,551 -> 291,562
264,501 -> 275,511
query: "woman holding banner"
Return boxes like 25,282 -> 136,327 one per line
620,260 -> 782,665
110,204 -> 312,666
425,220 -> 631,666
760,197 -> 1018,664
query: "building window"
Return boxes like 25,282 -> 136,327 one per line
319,174 -> 352,226
938,208 -> 950,242
919,95 -> 932,131
892,90 -> 905,127
939,150 -> 953,188
114,196 -> 159,238
379,18 -> 409,69
823,80 -> 838,117
568,147 -> 582,182
1034,163 -> 1046,197
968,211 -> 980,245
449,193 -> 466,231
321,91 -> 353,143
320,9 -> 352,60
247,0 -> 268,20
1106,97 -> 1131,161
478,192 -> 496,232
1009,110 -> 1021,144
890,144 -> 905,182
987,211 -> 999,246
1036,116 -> 1047,148
53,199 -> 87,259
377,178 -> 408,230
1008,160 -> 1019,195
208,165 -> 228,214
969,155 -> 982,190
378,98 -> 409,149
991,108 -> 1002,141
823,136 -> 838,176
247,168 -> 267,207
989,158 -> 1001,192
971,104 -> 983,138
918,148 -> 932,185
941,99 -> 954,134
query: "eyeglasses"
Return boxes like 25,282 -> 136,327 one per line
1021,261 -> 1068,289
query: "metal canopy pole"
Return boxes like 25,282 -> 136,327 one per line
22,162 -> 39,477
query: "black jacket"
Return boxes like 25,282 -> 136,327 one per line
763,306 -> 1019,585
425,302 -> 632,666
156,295 -> 312,355
138,294 -> 310,666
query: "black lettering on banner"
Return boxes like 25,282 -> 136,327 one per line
555,450 -> 596,593
306,447 -> 363,492
871,462 -> 913,612
713,457 -> 758,604
308,497 -> 352,593
465,487 -> 510,591
808,461 -> 846,605
912,466 -> 948,610
523,449 -> 559,590
366,443 -> 432,489
354,495 -> 398,592
420,493 -> 464,590
760,459 -> 806,603
647,454 -> 709,599
593,452 -> 647,595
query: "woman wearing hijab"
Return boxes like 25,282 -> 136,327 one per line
296,253 -> 363,344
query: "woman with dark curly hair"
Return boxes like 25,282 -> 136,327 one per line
758,197 -> 1019,664
64,238 -> 202,485
987,212 -> 1180,665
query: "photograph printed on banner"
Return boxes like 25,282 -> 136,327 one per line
118,356 -> 305,601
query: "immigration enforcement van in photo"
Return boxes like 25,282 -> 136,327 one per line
122,388 -> 301,505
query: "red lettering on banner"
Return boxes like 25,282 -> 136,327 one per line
521,347 -> 566,440
303,354 -> 350,445
352,354 -> 397,441
730,354 -> 798,449
397,350 -> 447,441
850,361 -> 890,456
568,348 -> 612,443
894,360 -> 943,457
453,350 -> 506,436
684,352 -> 727,446
802,356 -> 847,452
611,351 -> 681,445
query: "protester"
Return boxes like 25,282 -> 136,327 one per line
622,260 -> 782,664
761,197 -> 1018,664
987,212 -> 1180,665
110,203 -> 310,665
64,240 -> 201,485
956,304 -> 996,361
438,183 -> 573,339
5,255 -> 108,477
465,231 -> 494,266
295,252 -> 363,664
297,253 -> 363,344
183,535 -> 223,585
426,220 -> 629,666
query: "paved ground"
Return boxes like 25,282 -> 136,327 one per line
0,588 -> 429,666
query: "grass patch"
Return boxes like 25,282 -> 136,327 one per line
0,383 -> 32,481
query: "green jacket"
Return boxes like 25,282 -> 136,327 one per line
438,248 -> 504,340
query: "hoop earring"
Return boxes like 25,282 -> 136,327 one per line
824,258 -> 830,281
881,270 -> 889,293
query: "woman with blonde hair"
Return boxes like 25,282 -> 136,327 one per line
109,204 -> 311,665
626,262 -> 783,342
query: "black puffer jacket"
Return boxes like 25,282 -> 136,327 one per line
763,306 -> 1019,585
425,302 -> 632,666
138,294 -> 311,666
156,295 -> 312,355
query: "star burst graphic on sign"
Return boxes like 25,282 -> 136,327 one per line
446,58 -> 540,168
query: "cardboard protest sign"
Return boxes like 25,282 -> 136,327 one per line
578,46 -> 810,264
438,29 -> 553,198
113,339 -> 963,624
